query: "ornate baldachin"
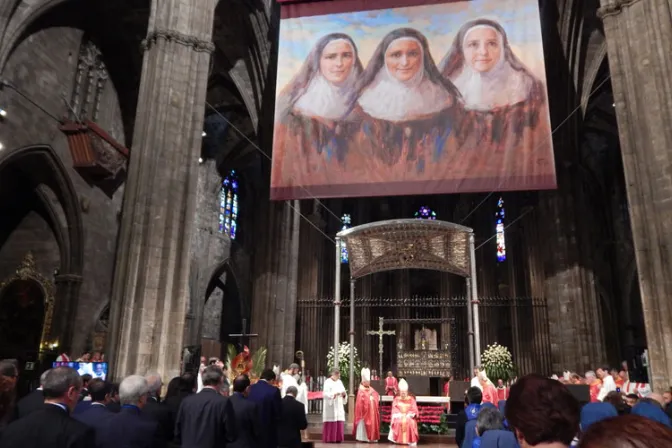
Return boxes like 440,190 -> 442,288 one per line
141,29 -> 215,53
597,0 -> 642,19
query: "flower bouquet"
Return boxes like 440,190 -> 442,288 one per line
480,342 -> 516,383
326,341 -> 361,391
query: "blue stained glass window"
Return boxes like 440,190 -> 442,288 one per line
341,214 -> 351,264
219,170 -> 239,239
415,206 -> 437,220
496,197 -> 506,262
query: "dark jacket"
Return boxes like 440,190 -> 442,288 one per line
455,409 -> 468,448
277,395 -> 308,448
143,397 -> 174,444
14,389 -> 44,420
72,403 -> 114,448
99,404 -> 164,448
0,403 -> 95,448
247,380 -> 282,448
175,387 -> 232,448
226,393 -> 260,448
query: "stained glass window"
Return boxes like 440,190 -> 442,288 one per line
340,214 -> 351,264
219,170 -> 239,239
496,197 -> 506,262
415,206 -> 437,220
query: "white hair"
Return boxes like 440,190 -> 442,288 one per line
119,375 -> 149,405
585,371 -> 596,380
145,372 -> 162,396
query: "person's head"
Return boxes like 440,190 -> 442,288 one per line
39,369 -> 51,388
0,360 -> 18,391
625,393 -> 639,407
208,357 -> 219,366
604,391 -> 625,410
505,374 -> 579,447
119,375 -> 149,408
165,377 -> 181,399
200,356 -> 206,365
384,36 -> 423,82
580,402 -> 618,433
647,392 -> 665,407
180,372 -> 196,392
596,367 -> 609,379
580,414 -> 672,447
585,371 -> 597,383
233,374 -> 251,395
42,366 -> 83,412
145,372 -> 162,398
202,366 -> 224,388
466,386 -> 483,405
88,378 -> 111,404
80,353 -> 91,362
497,379 -> 504,387
260,368 -> 276,382
286,385 -> 298,397
387,371 -> 393,377
92,352 -> 101,361
289,363 -> 300,375
476,406 -> 504,436
81,373 -> 92,388
618,370 -> 628,381
109,383 -> 120,402
462,24 -> 502,73
663,389 -> 672,406
473,367 -> 480,377
330,368 -> 340,381
478,371 -> 491,387
319,38 -> 356,84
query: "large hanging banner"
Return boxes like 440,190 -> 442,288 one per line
271,0 -> 556,200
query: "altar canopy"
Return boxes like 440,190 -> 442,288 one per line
338,219 -> 472,278
271,0 -> 556,200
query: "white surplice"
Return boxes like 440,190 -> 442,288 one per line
598,375 -> 617,401
281,373 -> 308,413
322,378 -> 347,422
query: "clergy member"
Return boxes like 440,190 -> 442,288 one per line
353,27 -> 461,181
471,367 -> 483,391
281,364 -> 308,413
385,371 -> 399,396
388,378 -> 419,446
354,367 -> 380,443
585,371 -> 602,403
322,368 -> 347,443
596,367 -> 616,402
479,372 -> 499,405
496,379 -> 509,401
272,32 -> 364,192
438,18 -> 551,183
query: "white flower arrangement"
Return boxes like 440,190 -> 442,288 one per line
480,342 -> 516,383
326,341 -> 362,390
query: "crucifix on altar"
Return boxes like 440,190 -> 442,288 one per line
367,316 -> 396,377
228,318 -> 258,348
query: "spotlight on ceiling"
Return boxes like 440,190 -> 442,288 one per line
198,157 -> 203,164
612,103 -> 615,107
202,131 -> 207,137
0,142 -> 4,150
0,108 -> 7,117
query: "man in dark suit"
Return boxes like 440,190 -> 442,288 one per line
14,369 -> 50,419
278,386 -> 309,448
98,375 -> 164,448
72,378 -> 113,447
175,365 -> 232,448
0,366 -> 95,448
143,373 -> 173,445
227,374 -> 260,448
247,368 -> 282,448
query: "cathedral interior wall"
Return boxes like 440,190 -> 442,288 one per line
0,24 -> 126,355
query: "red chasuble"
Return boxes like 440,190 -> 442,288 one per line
389,395 -> 420,445
353,385 -> 380,441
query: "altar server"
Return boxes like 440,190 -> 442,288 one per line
354,367 -> 380,442
388,379 -> 419,446
322,368 -> 347,443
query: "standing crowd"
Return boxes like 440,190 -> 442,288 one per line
0,358 -> 309,448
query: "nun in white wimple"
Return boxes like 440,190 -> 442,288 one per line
271,33 -> 364,196
352,28 -> 461,180
438,18 -> 547,144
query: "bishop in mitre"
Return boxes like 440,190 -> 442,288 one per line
280,363 -> 308,413
388,378 -> 419,446
354,367 -> 380,442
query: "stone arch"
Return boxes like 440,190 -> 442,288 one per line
0,144 -> 84,349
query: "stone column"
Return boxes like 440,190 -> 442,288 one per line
106,0 -> 216,380
599,0 -> 672,391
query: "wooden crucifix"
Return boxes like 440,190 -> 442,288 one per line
228,318 -> 259,348
366,317 -> 395,378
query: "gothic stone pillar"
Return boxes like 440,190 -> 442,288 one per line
106,1 -> 216,380
599,0 -> 672,391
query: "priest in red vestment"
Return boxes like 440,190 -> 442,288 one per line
385,371 -> 398,396
354,368 -> 380,442
496,379 -> 509,401
388,379 -> 419,446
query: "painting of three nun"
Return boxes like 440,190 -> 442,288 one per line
271,18 -> 553,199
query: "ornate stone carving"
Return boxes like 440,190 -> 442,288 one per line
0,252 -> 55,353
597,0 -> 642,19
142,29 -> 215,53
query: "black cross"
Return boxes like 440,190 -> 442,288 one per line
228,318 -> 259,348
